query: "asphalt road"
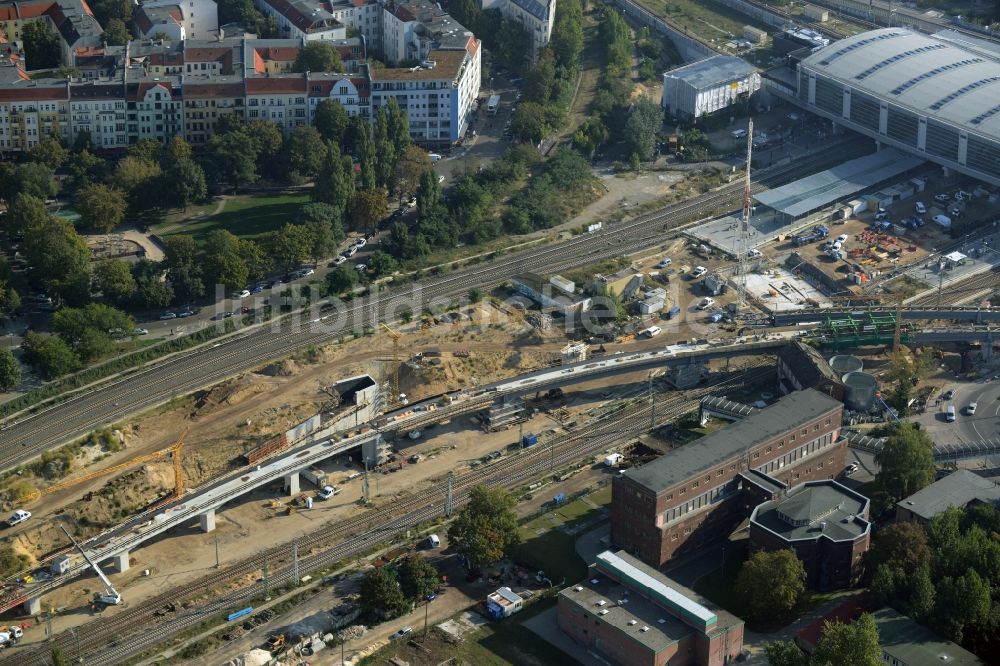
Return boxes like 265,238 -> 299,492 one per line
914,378 -> 1000,445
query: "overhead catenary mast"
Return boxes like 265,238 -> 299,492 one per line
735,118 -> 754,314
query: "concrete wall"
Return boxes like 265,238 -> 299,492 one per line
614,0 -> 717,63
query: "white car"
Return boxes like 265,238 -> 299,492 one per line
428,153 -> 442,162
915,201 -> 926,214
233,290 -> 251,299
747,248 -> 762,258
347,246 -> 358,257
730,128 -> 747,139
133,328 -> 149,336
300,268 -> 315,277
390,626 -> 413,640
5,509 -> 31,527
333,255 -> 348,265
835,234 -> 848,244
317,485 -> 339,500
355,263 -> 367,272
691,266 -> 707,278
845,463 -> 859,476
438,175 -> 445,184
967,402 -> 978,415
934,193 -> 951,203
697,297 -> 715,310
353,238 -> 367,249
159,312 -> 177,320
656,257 -> 672,268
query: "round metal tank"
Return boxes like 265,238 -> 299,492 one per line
842,372 -> 878,412
829,355 -> 863,376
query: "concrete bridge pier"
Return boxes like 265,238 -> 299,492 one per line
285,472 -> 300,496
113,551 -> 130,573
199,509 -> 216,533
23,596 -> 41,615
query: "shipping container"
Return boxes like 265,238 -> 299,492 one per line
302,467 -> 328,488
521,433 -> 538,447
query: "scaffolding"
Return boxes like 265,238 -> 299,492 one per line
483,396 -> 528,431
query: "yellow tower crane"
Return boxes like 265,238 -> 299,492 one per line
380,322 -> 402,406
34,429 -> 188,502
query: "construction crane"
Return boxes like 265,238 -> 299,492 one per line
58,525 -> 121,607
380,322 -> 402,406
35,430 -> 187,501
735,118 -> 754,315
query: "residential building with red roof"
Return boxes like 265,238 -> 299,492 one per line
254,0 -> 347,41
138,0 -> 218,40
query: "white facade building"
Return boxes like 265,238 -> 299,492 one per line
483,0 -> 555,60
661,55 -> 760,119
254,0 -> 348,41
135,0 -> 219,40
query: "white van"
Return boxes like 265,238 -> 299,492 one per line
643,326 -> 662,338
946,405 -> 956,422
426,534 -> 441,548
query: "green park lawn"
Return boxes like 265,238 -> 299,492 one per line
157,193 -> 309,243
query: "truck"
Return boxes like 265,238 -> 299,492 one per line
792,225 -> 828,246
301,467 -> 328,488
486,94 -> 501,114
0,626 -> 23,648
58,525 -> 121,607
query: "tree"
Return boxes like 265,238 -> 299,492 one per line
304,221 -> 339,264
0,285 -> 21,321
387,98 -> 411,153
811,613 -> 881,666
51,304 -> 134,361
0,348 -> 22,391
875,424 -> 936,502
5,193 -> 49,235
867,521 -> 932,573
21,215 -> 91,305
523,51 -> 556,104
624,97 -> 663,162
397,554 -> 438,601
934,569 -> 991,643
906,565 -> 936,620
367,250 -> 397,278
550,0 -> 584,68
350,190 -> 388,234
51,647 -> 67,666
76,183 -> 127,232
358,566 -> 409,619
22,20 -> 61,70
326,265 -> 358,294
28,136 -> 68,170
202,230 -> 249,290
267,223 -> 313,273
292,41 -> 345,73
299,202 -> 343,235
13,162 -> 58,201
163,236 -> 205,303
315,100 -> 350,144
165,159 -> 207,211
354,120 -> 377,191
102,18 -> 130,45
164,135 -> 193,165
283,126 -> 328,178
392,146 -> 431,201
114,155 -> 161,207
68,149 -> 105,187
21,331 -> 79,379
240,239 -> 271,283
447,485 -> 520,568
735,549 -> 806,620
313,145 -> 355,208
510,101 -> 546,144
208,131 -> 258,191
764,641 -> 807,666
94,260 -> 137,304
90,0 -> 133,25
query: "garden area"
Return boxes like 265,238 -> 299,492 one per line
155,192 -> 311,244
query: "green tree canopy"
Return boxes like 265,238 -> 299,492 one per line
51,303 -> 134,361
282,126 -> 328,178
867,520 -> 932,573
511,101 -> 546,144
875,423 -> 936,502
326,265 -> 358,294
358,566 -> 409,620
314,144 -> 356,208
392,146 -> 431,201
764,640 -> 807,666
13,162 -> 58,201
22,20 -> 61,70
315,100 -> 350,144
735,549 -> 806,620
202,229 -> 250,290
350,189 -> 388,234
21,214 -> 91,305
21,331 -> 79,379
624,97 -> 663,162
267,223 -> 314,273
93,260 -> 138,304
292,41 -> 345,73
165,158 -> 207,211
27,136 -> 69,170
397,554 -> 439,601
5,193 -> 49,235
0,348 -> 22,391
76,183 -> 127,233
447,485 -> 520,568
102,18 -> 130,45
811,613 -> 881,666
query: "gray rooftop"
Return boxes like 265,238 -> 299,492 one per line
801,28 -> 1000,138
896,468 -> 1000,521
873,608 -> 983,666
623,389 -> 843,494
751,480 -> 870,542
753,148 -> 924,218
510,0 -> 552,22
664,55 -> 758,91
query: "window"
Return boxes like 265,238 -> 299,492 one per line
766,446 -> 772,453
679,488 -> 686,496
753,452 -> 760,459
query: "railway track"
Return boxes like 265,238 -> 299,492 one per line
909,268 -> 1000,308
0,142 -> 864,472
5,364 -> 773,666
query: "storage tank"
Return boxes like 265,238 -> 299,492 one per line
842,372 -> 878,412
829,355 -> 863,376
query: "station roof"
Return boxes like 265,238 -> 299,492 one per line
801,28 -> 1000,137
753,148 -> 924,218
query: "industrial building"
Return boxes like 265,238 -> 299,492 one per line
661,55 -> 761,119
796,28 -> 1000,186
612,389 -> 846,567
895,468 -> 1000,525
749,480 -> 871,589
557,550 -> 744,666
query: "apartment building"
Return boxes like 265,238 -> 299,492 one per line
133,5 -> 187,41
68,78 -> 126,150
183,75 -> 244,144
137,0 -> 219,40
481,0 -> 555,60
254,0 -> 347,41
0,0 -> 103,68
0,70 -> 70,152
612,389 -> 845,567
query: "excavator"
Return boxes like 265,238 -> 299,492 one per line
58,525 -> 122,609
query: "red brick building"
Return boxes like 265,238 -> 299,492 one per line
612,389 -> 846,567
749,480 -> 871,590
557,550 -> 744,666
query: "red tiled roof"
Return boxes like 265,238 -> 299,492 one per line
132,80 -> 175,100
254,46 -> 299,62
245,76 -> 305,93
0,85 -> 67,101
261,0 -> 337,33
79,0 -> 93,17
15,0 -> 53,20
184,81 -> 243,97
149,51 -> 184,67
0,7 -> 18,20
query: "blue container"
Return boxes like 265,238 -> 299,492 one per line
522,433 -> 538,447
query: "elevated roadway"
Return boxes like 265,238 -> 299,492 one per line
773,306 -> 1000,326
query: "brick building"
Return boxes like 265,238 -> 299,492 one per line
557,550 -> 744,666
749,480 -> 870,590
612,389 -> 845,567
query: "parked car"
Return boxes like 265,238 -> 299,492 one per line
747,248 -> 762,258
390,626 -> 413,641
656,257 -> 672,268
691,266 -> 707,278
233,289 -> 251,299
352,238 -> 367,250
317,485 -> 339,500
133,328 -> 149,336
438,175 -> 445,184
941,389 -> 955,400
697,297 -> 716,310
355,263 -> 367,272
934,193 -> 951,203
159,312 -> 177,320
967,402 -> 978,415
428,153 -> 442,162
845,463 -> 859,475
178,310 -> 195,318
730,128 -> 747,139
915,201 -> 926,214
5,509 -> 31,527
835,234 -> 849,244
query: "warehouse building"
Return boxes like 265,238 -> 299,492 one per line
662,55 -> 761,119
612,389 -> 845,567
796,28 -> 1000,186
